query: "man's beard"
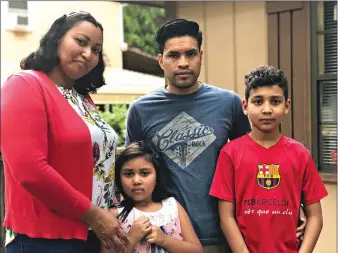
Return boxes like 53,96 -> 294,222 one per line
170,75 -> 197,90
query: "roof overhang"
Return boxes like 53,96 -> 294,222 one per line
123,47 -> 163,77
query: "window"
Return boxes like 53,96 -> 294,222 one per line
8,0 -> 28,11
6,0 -> 30,31
311,1 -> 337,173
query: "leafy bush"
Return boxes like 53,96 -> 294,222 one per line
98,104 -> 128,147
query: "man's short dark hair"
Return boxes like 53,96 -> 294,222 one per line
245,65 -> 289,101
155,19 -> 203,54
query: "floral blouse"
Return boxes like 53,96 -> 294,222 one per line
5,86 -> 118,246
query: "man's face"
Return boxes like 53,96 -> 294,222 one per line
158,35 -> 203,94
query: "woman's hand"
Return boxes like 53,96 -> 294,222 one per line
128,216 -> 152,245
82,203 -> 129,252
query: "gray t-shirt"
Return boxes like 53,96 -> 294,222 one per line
125,83 -> 251,245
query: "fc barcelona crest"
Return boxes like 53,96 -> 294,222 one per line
257,164 -> 281,190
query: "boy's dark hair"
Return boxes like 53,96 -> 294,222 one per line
114,141 -> 172,222
245,65 -> 289,101
155,19 -> 203,54
20,11 -> 105,96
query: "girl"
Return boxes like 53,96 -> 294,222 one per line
102,141 -> 203,253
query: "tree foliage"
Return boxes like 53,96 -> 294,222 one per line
123,4 -> 165,56
97,104 -> 128,147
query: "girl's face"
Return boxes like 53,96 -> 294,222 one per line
120,156 -> 157,205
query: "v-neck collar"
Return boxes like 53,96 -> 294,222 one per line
246,133 -> 285,151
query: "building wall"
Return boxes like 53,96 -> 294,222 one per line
175,2 -> 336,252
316,183 -> 337,253
176,1 -> 268,99
1,1 -> 122,84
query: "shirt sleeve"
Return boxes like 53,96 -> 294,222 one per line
228,93 -> 251,140
124,102 -> 143,146
1,74 -> 91,220
209,146 -> 235,202
301,155 -> 328,205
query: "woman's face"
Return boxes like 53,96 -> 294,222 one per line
57,21 -> 103,81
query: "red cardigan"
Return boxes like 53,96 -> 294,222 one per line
1,70 -> 94,240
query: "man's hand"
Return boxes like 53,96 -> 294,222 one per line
128,216 -> 152,245
145,225 -> 167,247
296,206 -> 307,241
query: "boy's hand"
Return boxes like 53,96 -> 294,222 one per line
128,216 -> 152,245
296,206 -> 307,240
145,225 -> 166,247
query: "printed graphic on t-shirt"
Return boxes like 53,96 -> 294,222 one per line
257,164 -> 281,190
152,112 -> 216,169
243,164 -> 294,218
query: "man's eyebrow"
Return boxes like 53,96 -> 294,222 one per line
186,49 -> 198,52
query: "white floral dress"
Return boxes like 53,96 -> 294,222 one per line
118,197 -> 183,253
5,86 -> 118,245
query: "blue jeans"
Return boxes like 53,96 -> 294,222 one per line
6,232 -> 101,253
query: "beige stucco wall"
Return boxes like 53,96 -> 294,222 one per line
1,1 -> 122,84
315,183 -> 336,253
176,1 -> 268,99
176,2 -> 336,252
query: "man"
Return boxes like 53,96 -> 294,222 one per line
125,19 -> 305,253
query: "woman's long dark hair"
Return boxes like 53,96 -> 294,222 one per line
20,11 -> 106,95
115,141 -> 173,222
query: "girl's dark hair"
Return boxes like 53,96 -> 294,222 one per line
115,141 -> 172,222
20,11 -> 106,95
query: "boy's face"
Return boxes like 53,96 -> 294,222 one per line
242,85 -> 290,133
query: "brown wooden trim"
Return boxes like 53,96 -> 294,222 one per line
320,173 -> 337,184
165,1 -> 177,21
268,14 -> 279,68
279,11 -> 293,138
267,2 -> 303,14
292,4 -> 311,149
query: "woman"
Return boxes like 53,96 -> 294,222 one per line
1,11 -> 128,253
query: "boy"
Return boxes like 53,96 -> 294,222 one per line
209,65 -> 328,253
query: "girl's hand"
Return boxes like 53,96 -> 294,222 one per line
128,216 -> 152,245
145,225 -> 166,247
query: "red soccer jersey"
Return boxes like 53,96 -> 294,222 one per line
210,134 -> 328,253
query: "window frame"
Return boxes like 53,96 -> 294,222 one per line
310,2 -> 337,175
5,0 -> 32,32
